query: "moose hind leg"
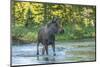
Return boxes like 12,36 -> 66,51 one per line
52,44 -> 56,56
37,42 -> 39,55
45,45 -> 48,55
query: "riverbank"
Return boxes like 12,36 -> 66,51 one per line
11,37 -> 95,45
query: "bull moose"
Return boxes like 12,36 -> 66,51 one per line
37,17 -> 64,56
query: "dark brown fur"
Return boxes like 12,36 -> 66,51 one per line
37,17 -> 64,56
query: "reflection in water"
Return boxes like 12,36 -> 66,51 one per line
37,55 -> 56,63
42,56 -> 55,61
12,41 -> 95,66
43,56 -> 49,61
37,56 -> 39,60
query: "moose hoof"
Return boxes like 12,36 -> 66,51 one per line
37,53 -> 39,56
53,53 -> 56,56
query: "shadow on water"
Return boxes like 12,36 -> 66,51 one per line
12,41 -> 96,66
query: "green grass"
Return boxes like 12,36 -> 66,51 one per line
11,25 -> 95,43
12,25 -> 38,43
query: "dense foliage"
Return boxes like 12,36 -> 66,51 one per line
11,1 -> 96,43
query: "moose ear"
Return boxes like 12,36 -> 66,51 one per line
51,19 -> 55,23
47,21 -> 52,27
52,17 -> 58,23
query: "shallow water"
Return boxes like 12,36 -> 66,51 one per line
12,40 -> 96,66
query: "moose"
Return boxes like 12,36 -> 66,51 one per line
37,17 -> 64,56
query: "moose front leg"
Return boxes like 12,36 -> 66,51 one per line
45,45 -> 48,55
42,46 -> 45,55
52,44 -> 56,56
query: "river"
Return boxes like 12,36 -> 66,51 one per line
12,40 -> 96,66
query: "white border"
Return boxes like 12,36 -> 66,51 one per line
0,0 -> 10,67
17,0 -> 96,5
0,0 -> 100,67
